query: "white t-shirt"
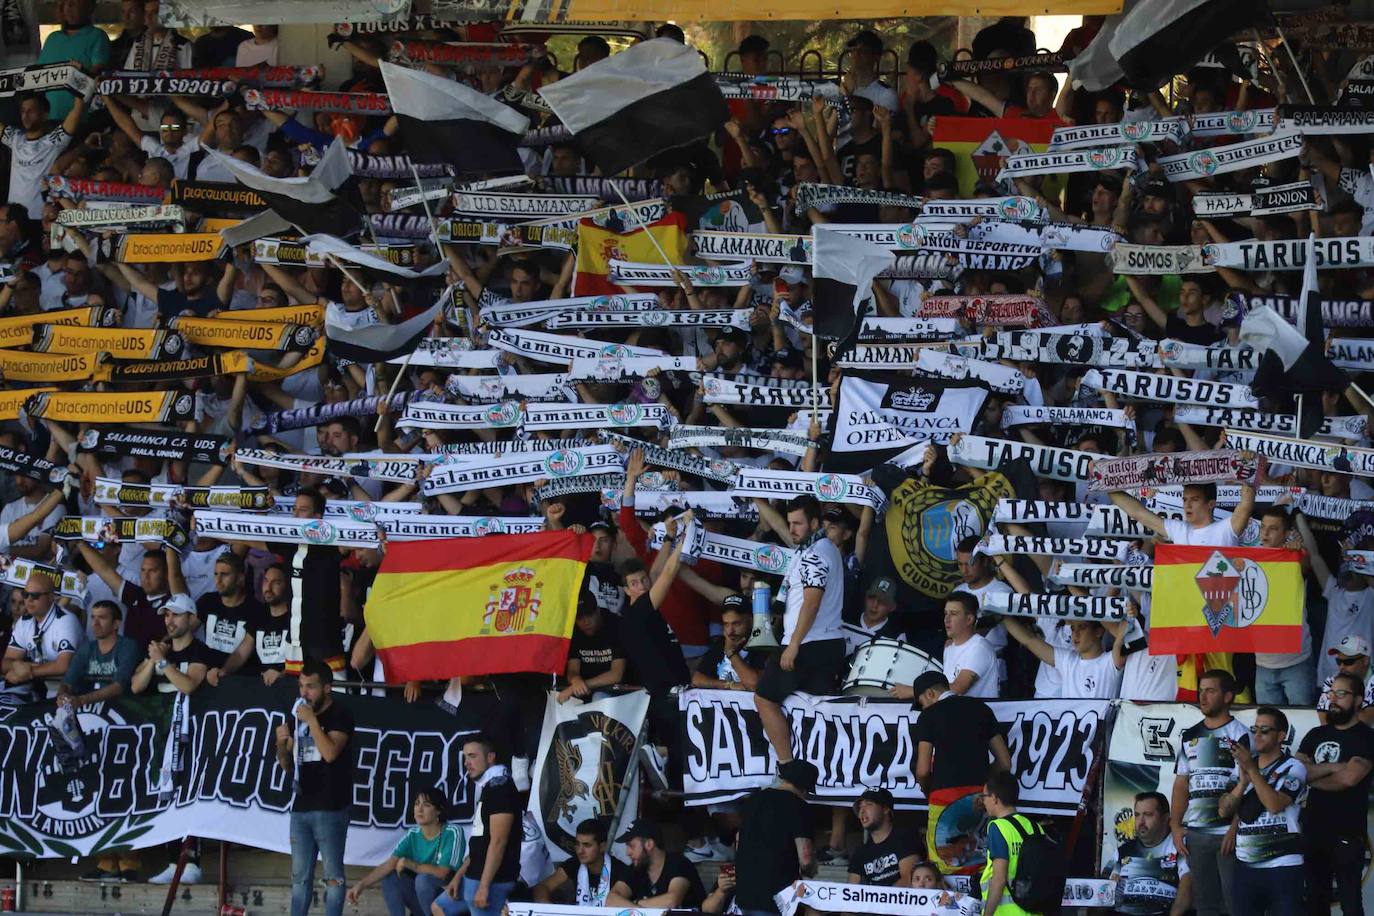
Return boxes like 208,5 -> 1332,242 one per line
1033,619 -> 1074,698
181,544 -> 230,601
1119,597 -> 1177,701
1052,647 -> 1122,699
2,606 -> 83,702
2,125 -> 70,214
139,134 -> 202,180
943,634 -> 1000,698
0,493 -> 62,548
236,37 -> 278,67
1163,517 -> 1239,547
781,534 -> 846,645
1318,578 -> 1374,686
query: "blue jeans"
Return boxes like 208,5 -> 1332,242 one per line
1232,861 -> 1304,915
1255,659 -> 1316,706
381,871 -> 446,916
443,876 -> 514,916
290,808 -> 350,916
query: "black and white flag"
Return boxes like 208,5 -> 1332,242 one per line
380,61 -> 528,175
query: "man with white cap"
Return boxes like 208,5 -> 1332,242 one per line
1318,635 -> 1374,726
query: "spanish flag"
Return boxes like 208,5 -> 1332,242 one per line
365,530 -> 592,683
1150,545 -> 1303,655
930,116 -> 1058,197
575,210 -> 689,296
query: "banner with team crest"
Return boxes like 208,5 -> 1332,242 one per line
528,690 -> 648,862
0,679 -> 494,866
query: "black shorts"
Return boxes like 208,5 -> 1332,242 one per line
755,638 -> 847,704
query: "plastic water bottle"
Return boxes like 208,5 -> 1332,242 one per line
752,580 -> 771,617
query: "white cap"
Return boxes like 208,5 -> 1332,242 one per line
1330,635 -> 1371,659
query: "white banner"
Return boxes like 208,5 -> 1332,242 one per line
1207,236 -> 1374,271
1049,117 -> 1188,149
565,356 -> 699,381
1224,429 -> 1374,475
1083,368 -> 1260,408
858,317 -> 964,340
445,374 -> 573,403
609,259 -> 753,287
451,191 -> 601,217
733,468 -> 883,509
398,401 -> 524,430
988,331 -> 1157,368
1173,407 -> 1367,441
830,376 -> 986,458
378,515 -> 546,540
194,510 -> 383,547
949,435 -> 1106,482
522,402 -> 672,431
702,377 -> 831,409
1002,406 -> 1134,429
919,196 -> 1047,221
915,348 -> 1024,394
1277,105 -> 1374,134
1159,340 -> 1257,373
778,881 -> 978,916
997,144 -> 1137,181
977,533 -> 1132,560
1189,108 -> 1276,137
1159,130 -> 1302,182
835,342 -> 954,370
667,425 -> 814,457
679,690 -> 1110,815
691,231 -> 811,264
545,308 -> 750,330
394,338 -> 500,369
982,591 -> 1129,621
1329,337 -> 1374,370
1103,243 -> 1213,275
486,327 -> 664,365
423,446 -> 625,494
698,531 -> 797,575
1049,562 -> 1153,590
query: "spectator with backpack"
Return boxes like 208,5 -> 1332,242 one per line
979,769 -> 1063,916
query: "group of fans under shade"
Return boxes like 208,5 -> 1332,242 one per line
7,3 -> 1374,916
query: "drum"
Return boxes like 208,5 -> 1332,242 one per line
842,638 -> 941,697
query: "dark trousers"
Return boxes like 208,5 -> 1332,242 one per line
1306,834 -> 1364,916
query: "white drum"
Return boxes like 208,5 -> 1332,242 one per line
842,638 -> 940,697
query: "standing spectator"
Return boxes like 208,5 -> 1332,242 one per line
530,818 -> 634,905
846,788 -> 922,886
1316,635 -> 1374,725
912,671 -> 1011,874
691,594 -> 765,692
754,495 -> 847,763
1002,617 -> 1123,699
619,820 -> 707,909
3,94 -> 83,216
275,657 -> 355,916
77,542 -> 174,648
58,600 -> 138,709
345,788 -> 464,916
1297,510 -> 1374,688
978,769 -> 1042,915
1169,669 -> 1248,916
236,25 -> 279,66
940,592 -> 1001,698
1298,670 -> 1374,915
36,0 -> 110,121
1253,507 -> 1313,705
733,759 -> 817,916
131,592 -> 212,884
200,553 -> 267,684
1219,707 -> 1306,914
1,572 -> 82,706
1108,792 -> 1191,915
105,98 -> 202,180
223,562 -> 291,687
435,736 -> 520,916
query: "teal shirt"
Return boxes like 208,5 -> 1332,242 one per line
37,26 -> 111,120
1099,273 -> 1182,315
393,824 -> 465,872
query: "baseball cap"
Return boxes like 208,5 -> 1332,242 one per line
1330,635 -> 1371,659
856,787 -> 896,811
778,758 -> 819,794
1141,177 -> 1172,200
721,593 -> 747,614
846,29 -> 883,52
772,348 -> 804,370
588,519 -> 615,535
866,576 -> 897,601
616,819 -> 663,844
823,505 -> 855,527
717,326 -> 749,346
159,593 -> 196,616
778,266 -> 805,286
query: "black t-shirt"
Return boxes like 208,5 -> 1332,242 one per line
696,636 -> 767,686
837,133 -> 881,183
913,693 -> 1002,792
1163,313 -> 1222,346
619,594 -> 690,694
584,562 -> 625,616
197,593 -> 266,669
149,638 -> 216,693
735,787 -> 811,912
252,606 -> 291,671
297,545 -> 343,656
1299,721 -> 1374,835
627,852 -> 705,909
849,827 -> 922,886
292,699 -> 355,813
469,775 -> 522,883
568,614 -> 626,681
555,855 -> 635,904
156,286 -> 222,319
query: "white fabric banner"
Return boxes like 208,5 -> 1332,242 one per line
1049,117 -> 1188,149
976,533 -> 1132,560
393,338 -> 501,369
1158,130 -> 1301,182
1103,243 -> 1213,275
423,446 -> 625,494
608,259 -> 753,287
667,425 -> 814,457
1050,562 -> 1152,590
915,348 -> 1024,394
1224,429 -> 1374,475
691,231 -> 811,264
1173,408 -> 1367,441
522,402 -> 672,431
565,356 -> 699,380
398,401 -> 524,430
949,435 -> 1106,482
982,591 -> 1129,621
1082,368 -> 1260,408
195,510 -> 383,548
486,327 -> 664,364
1207,236 -> 1374,271
545,308 -> 751,330
1002,405 -> 1134,429
733,467 -> 883,509
702,377 -> 831,409
378,515 -> 546,540
997,145 -> 1137,181
1159,340 -> 1257,373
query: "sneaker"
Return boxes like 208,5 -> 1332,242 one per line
148,862 -> 201,885
79,868 -> 120,882
639,745 -> 669,791
815,846 -> 848,867
684,839 -> 734,864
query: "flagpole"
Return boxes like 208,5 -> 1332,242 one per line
1272,21 -> 1315,104
610,180 -> 679,271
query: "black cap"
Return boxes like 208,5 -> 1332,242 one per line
717,326 -> 750,346
1141,177 -> 1172,199
588,520 -> 615,534
778,759 -> 819,794
616,818 -> 663,844
823,505 -> 855,527
721,593 -> 747,613
866,576 -> 897,601
772,347 -> 803,370
847,28 -> 883,52
911,671 -> 947,701
856,787 -> 896,811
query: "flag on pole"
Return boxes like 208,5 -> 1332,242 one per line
810,225 -> 896,341
1240,233 -> 1348,437
537,38 -> 729,177
365,530 -> 592,682
380,60 -> 529,175
1149,545 -> 1303,654
325,298 -> 443,364
206,136 -> 362,240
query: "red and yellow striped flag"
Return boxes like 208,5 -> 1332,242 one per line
1149,545 -> 1304,655
365,530 -> 591,682
930,116 -> 1058,197
574,210 -> 689,296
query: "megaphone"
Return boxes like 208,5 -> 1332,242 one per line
746,582 -> 781,650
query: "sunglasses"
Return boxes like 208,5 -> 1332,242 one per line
1337,656 -> 1363,667
23,590 -> 52,599
159,124 -> 186,132
770,128 -> 796,135
1249,725 -> 1281,736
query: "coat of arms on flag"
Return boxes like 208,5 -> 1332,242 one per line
1150,545 -> 1303,654
483,566 -> 543,634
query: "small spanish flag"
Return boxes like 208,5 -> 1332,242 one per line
574,210 -> 689,296
364,530 -> 591,683
1149,545 -> 1304,655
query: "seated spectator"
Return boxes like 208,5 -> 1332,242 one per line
618,819 -> 706,909
530,818 -> 633,905
846,788 -> 923,886
346,788 -> 464,915
691,594 -> 765,691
